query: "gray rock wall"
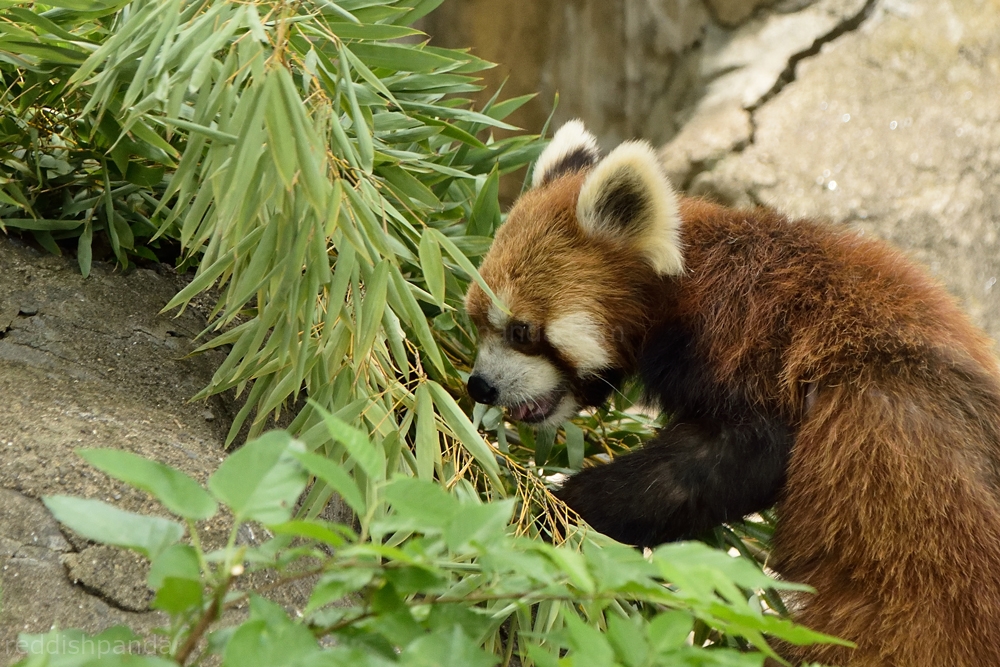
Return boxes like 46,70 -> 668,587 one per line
681,0 -> 1000,338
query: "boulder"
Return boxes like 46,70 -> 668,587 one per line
680,0 -> 1000,339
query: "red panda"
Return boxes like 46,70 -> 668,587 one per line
464,120 -> 1000,666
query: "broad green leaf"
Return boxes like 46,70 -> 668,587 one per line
152,577 -> 204,614
647,610 -> 695,655
400,626 -> 496,667
17,627 -> 176,666
383,477 -> 458,531
313,403 -> 385,482
223,596 -> 319,667
444,499 -> 514,551
607,614 -> 649,667
44,496 -> 183,560
148,543 -> 201,588
562,611 -> 616,667
270,519 -> 352,548
208,431 -> 308,524
542,543 -> 595,594
305,568 -> 375,614
78,448 -> 217,520
293,450 -> 367,516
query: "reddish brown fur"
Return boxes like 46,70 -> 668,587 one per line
675,199 -> 1000,666
472,180 -> 1000,665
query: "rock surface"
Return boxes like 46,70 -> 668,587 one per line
0,238 -> 251,663
681,0 -> 1000,340
659,0 -> 874,186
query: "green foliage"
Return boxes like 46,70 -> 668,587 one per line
2,2 -> 843,665
21,430 -> 845,667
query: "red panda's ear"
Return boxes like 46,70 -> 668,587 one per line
576,141 -> 684,276
531,120 -> 601,189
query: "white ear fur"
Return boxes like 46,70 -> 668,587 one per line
576,141 -> 684,276
531,120 -> 600,189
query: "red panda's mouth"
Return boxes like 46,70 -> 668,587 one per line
505,391 -> 563,423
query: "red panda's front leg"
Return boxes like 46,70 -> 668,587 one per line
555,419 -> 791,547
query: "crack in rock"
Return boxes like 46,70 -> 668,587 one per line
63,545 -> 154,613
748,0 -> 879,114
660,0 -> 880,190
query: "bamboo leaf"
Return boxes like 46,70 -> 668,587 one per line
564,422 -> 585,471
426,381 -> 502,489
339,42 -> 374,173
429,228 -> 510,316
387,263 -> 445,375
356,259 -> 390,363
328,22 -> 421,41
418,230 -> 445,307
347,42 -> 455,72
414,384 -> 439,481
77,221 -> 93,278
264,72 -> 297,190
467,167 -> 500,236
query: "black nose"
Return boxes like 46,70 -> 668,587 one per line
467,374 -> 499,405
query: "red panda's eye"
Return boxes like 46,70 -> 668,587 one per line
506,321 -> 533,348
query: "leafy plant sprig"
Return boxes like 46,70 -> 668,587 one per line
23,427 -> 845,667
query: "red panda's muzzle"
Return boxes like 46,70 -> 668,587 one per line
504,390 -> 563,423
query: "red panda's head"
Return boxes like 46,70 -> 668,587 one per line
465,121 -> 684,425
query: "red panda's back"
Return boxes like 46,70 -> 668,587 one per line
674,199 -> 1000,666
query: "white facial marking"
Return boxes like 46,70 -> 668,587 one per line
542,394 -> 582,427
487,288 -> 512,330
474,337 -> 561,404
546,311 -> 611,375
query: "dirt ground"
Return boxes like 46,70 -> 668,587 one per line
0,238 -> 324,664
